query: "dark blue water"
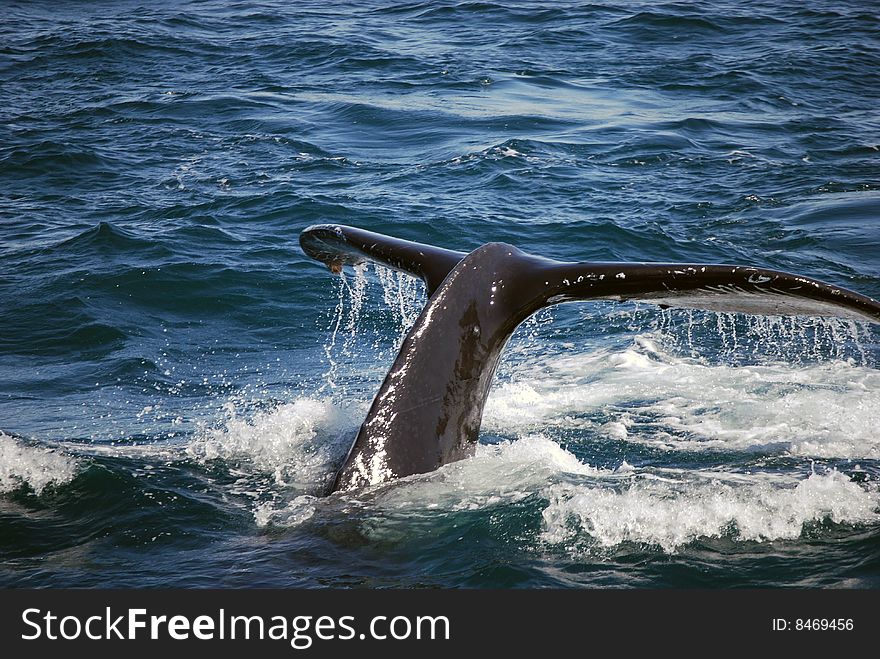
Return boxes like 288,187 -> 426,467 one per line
2,0 -> 879,588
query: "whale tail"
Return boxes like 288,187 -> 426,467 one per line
300,224 -> 465,296
300,224 -> 880,492
301,224 -> 880,324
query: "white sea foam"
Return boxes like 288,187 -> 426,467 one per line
353,436 -> 878,552
0,432 -> 79,495
540,469 -> 879,552
349,435 -> 609,543
484,335 -> 880,458
217,395 -> 879,554
254,495 -> 318,528
186,397 -> 359,493
375,435 -> 606,512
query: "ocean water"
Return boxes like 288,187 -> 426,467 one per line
2,0 -> 879,588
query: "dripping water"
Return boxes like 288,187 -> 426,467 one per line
654,308 -> 876,367
319,264 -> 369,394
319,264 -> 426,393
373,264 -> 426,352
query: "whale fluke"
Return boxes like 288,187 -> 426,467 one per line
300,224 -> 465,296
299,224 -> 880,492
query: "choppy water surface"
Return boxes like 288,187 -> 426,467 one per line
2,0 -> 879,587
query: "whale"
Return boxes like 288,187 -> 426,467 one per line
299,224 -> 880,493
